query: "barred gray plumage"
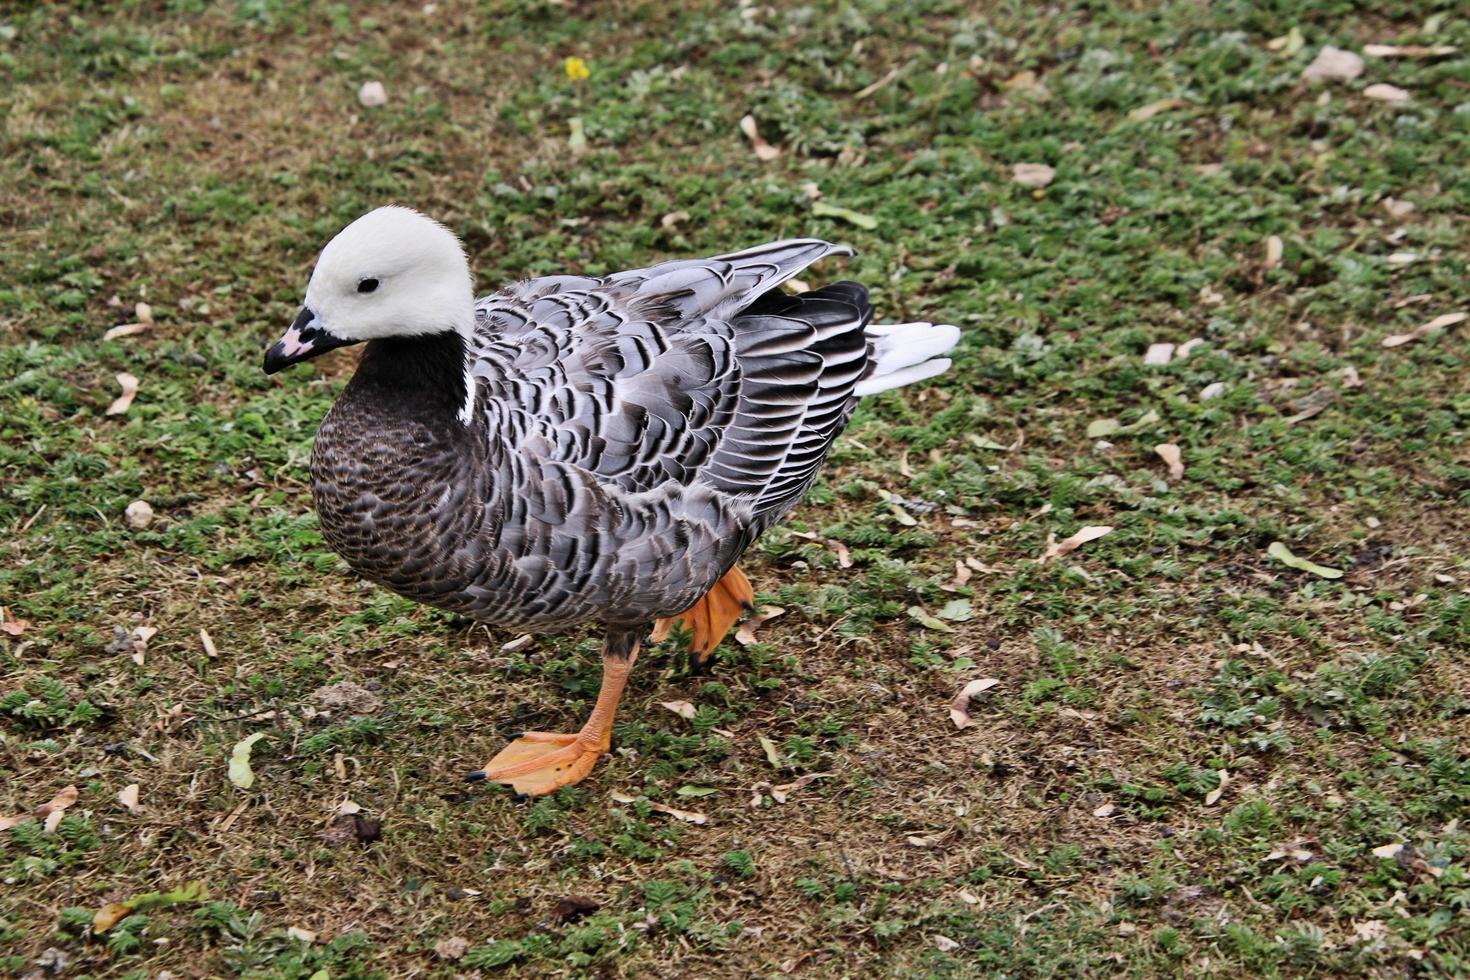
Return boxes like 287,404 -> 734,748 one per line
310,238 -> 930,630
266,206 -> 958,793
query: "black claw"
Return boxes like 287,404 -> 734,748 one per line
642,633 -> 656,647
740,600 -> 757,611
513,792 -> 529,802
464,770 -> 487,782
507,731 -> 524,740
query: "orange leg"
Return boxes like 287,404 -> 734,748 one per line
651,564 -> 755,668
468,633 -> 639,796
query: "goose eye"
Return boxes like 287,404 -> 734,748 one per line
357,278 -> 379,294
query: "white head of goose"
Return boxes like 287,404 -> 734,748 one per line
266,205 -> 960,796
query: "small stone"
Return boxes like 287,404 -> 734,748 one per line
1010,162 -> 1055,188
1200,382 -> 1226,401
1301,46 -> 1364,82
358,81 -> 388,107
1144,343 -> 1175,366
434,936 -> 469,960
125,500 -> 154,528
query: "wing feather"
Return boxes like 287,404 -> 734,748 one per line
468,240 -> 872,546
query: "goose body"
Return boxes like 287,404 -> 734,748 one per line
267,207 -> 959,794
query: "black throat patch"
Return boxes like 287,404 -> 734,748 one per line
348,331 -> 470,420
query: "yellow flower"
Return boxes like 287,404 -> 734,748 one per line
564,56 -> 590,82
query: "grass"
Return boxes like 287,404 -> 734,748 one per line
3,0 -> 1468,975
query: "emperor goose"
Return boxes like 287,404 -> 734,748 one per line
264,206 -> 958,795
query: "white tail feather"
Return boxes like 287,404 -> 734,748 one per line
854,322 -> 960,397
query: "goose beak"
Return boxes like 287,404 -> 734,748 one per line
263,308 -> 353,374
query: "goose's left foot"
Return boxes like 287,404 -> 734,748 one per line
467,634 -> 639,796
651,564 -> 755,670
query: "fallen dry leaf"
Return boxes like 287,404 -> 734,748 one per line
950,678 -> 1000,729
125,499 -> 154,529
103,322 -> 148,341
610,791 -> 708,824
1204,769 -> 1230,806
907,606 -> 953,632
117,784 -> 141,813
228,732 -> 268,789
768,772 -> 827,804
1128,97 -> 1185,122
738,114 -> 779,161
1003,69 -> 1042,91
1043,525 -> 1113,561
811,200 -> 878,230
933,934 -> 960,953
1364,83 -> 1410,104
1265,27 -> 1305,55
104,302 -> 155,341
659,700 -> 696,721
1177,337 -> 1205,358
94,881 -> 211,933
1363,43 -> 1457,58
105,372 -> 140,416
357,80 -> 387,107
660,210 -> 688,229
1264,235 -> 1284,268
735,605 -> 786,646
0,606 -> 28,637
1200,381 -> 1226,400
130,625 -> 157,665
1143,342 -> 1174,366
946,560 -> 974,592
1372,842 -> 1405,859
1093,802 -> 1116,818
40,785 -> 79,833
500,633 -> 533,652
1301,45 -> 1364,82
1267,541 -> 1343,579
1154,444 -> 1185,480
199,628 -> 218,658
1010,162 -> 1055,188
1382,311 -> 1467,348
93,903 -> 132,933
1265,843 -> 1316,862
1340,365 -> 1362,388
287,926 -> 317,943
1286,387 -> 1336,425
758,734 -> 786,768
